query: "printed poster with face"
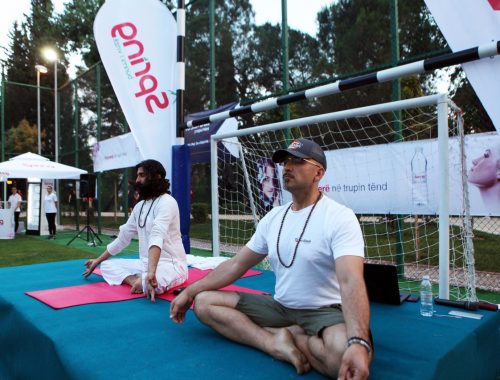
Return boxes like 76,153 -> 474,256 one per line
256,158 -> 283,212
464,132 -> 500,215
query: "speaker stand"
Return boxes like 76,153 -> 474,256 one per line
67,200 -> 102,247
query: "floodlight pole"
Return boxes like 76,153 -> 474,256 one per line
281,0 -> 289,123
37,70 -> 42,154
53,59 -> 60,225
43,47 -> 60,224
54,60 -> 58,164
35,65 -> 48,155
1,65 -> 5,162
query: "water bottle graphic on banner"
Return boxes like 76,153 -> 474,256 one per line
411,147 -> 428,207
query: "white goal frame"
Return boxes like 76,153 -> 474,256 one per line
210,93 -> 471,300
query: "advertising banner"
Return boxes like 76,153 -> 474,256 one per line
317,133 -> 499,216
0,209 -> 14,239
92,133 -> 143,172
424,0 -> 500,132
185,102 -> 239,164
94,0 -> 177,176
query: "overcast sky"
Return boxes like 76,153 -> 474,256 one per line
0,0 -> 332,73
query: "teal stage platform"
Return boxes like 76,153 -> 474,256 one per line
0,260 -> 499,379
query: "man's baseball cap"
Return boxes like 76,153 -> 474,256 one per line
272,138 -> 327,170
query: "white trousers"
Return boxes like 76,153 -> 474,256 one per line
100,258 -> 187,294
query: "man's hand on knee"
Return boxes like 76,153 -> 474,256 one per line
337,344 -> 370,380
146,271 -> 158,302
170,288 -> 195,323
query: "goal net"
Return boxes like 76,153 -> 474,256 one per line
210,94 -> 476,301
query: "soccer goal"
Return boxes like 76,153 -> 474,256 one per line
210,93 -> 476,302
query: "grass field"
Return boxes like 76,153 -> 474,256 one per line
62,215 -> 500,272
0,232 -> 209,267
2,222 -> 498,303
189,220 -> 500,303
191,220 -> 500,271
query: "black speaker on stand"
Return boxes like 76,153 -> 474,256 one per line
79,174 -> 96,198
67,174 -> 102,247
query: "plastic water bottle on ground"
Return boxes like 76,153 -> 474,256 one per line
420,275 -> 433,317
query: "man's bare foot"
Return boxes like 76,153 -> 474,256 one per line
131,277 -> 144,293
270,328 -> 311,375
286,325 -> 306,337
124,275 -> 143,294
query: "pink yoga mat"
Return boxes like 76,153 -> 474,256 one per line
157,283 -> 267,303
195,268 -> 263,278
158,268 -> 268,304
26,267 -> 266,309
92,267 -> 261,279
26,282 -> 144,309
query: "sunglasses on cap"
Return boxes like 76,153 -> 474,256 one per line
278,156 -> 323,169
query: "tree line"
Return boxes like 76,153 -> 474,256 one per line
0,0 -> 494,208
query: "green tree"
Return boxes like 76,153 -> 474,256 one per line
4,0 -> 72,161
56,0 -> 104,68
184,0 -> 254,114
449,71 -> 495,134
316,0 -> 445,110
6,118 -> 46,154
4,22 -> 33,132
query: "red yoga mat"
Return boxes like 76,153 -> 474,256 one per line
26,267 -> 265,309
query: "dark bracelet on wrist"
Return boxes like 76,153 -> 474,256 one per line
346,336 -> 372,354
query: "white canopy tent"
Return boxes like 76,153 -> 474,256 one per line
0,153 -> 87,238
0,152 -> 87,180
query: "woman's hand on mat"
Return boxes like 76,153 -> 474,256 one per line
146,272 -> 157,302
170,289 -> 194,323
82,259 -> 99,278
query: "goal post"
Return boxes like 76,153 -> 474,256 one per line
210,93 -> 476,301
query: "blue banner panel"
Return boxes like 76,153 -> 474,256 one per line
185,102 -> 238,164
172,144 -> 191,254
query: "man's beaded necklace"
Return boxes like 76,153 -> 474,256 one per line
275,192 -> 322,268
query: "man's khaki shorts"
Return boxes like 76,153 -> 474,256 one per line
235,292 -> 344,336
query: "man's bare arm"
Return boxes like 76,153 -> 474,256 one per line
146,245 -> 161,301
170,246 -> 264,323
336,255 -> 371,380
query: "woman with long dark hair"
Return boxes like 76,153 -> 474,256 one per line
257,158 -> 281,212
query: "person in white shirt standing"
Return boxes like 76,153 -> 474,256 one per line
82,159 -> 188,302
7,186 -> 22,233
44,185 -> 58,239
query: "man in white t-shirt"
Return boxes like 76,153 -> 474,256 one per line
83,159 -> 187,302
7,186 -> 22,233
171,139 -> 372,379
